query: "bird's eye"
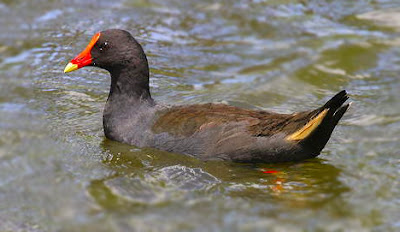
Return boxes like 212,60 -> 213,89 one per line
99,41 -> 109,52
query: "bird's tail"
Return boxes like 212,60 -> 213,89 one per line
286,90 -> 350,154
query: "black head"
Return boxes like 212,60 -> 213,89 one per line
64,29 -> 149,75
91,29 -> 149,73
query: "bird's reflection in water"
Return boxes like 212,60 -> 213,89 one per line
228,158 -> 350,210
88,139 -> 349,212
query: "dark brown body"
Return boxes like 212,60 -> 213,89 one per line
103,89 -> 349,163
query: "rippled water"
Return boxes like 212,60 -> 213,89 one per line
0,0 -> 399,231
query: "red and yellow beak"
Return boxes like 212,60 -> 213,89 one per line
64,32 -> 101,73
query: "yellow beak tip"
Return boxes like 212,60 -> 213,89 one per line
64,63 -> 78,73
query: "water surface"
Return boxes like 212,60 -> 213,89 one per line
0,0 -> 399,231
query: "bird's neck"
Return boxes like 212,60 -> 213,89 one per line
108,65 -> 153,105
103,65 -> 155,140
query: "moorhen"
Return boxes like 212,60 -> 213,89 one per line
64,29 -> 349,163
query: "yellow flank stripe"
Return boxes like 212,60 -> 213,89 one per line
286,109 -> 328,141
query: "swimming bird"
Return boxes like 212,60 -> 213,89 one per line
64,29 -> 349,163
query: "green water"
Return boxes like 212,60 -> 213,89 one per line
0,0 -> 399,231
